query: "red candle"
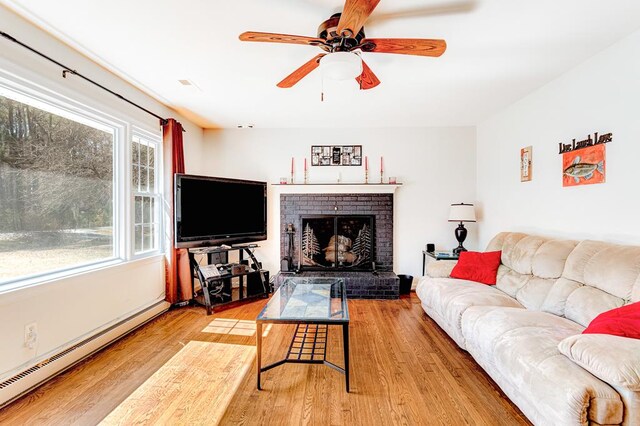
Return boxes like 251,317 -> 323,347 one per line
304,158 -> 307,171
291,157 -> 294,173
380,156 -> 384,172
365,156 -> 368,170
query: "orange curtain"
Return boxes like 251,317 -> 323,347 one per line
162,119 -> 192,304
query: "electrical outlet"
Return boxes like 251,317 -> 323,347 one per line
24,322 -> 38,349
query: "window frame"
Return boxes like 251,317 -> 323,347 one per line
0,66 -> 163,291
130,128 -> 163,258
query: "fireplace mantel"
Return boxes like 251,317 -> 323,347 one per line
271,183 -> 401,194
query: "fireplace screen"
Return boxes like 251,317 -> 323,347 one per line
300,215 -> 374,271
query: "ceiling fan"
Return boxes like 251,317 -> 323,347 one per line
239,0 -> 447,90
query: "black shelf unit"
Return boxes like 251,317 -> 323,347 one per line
188,244 -> 270,315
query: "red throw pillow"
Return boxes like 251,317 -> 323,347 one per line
582,302 -> 640,339
449,251 -> 502,285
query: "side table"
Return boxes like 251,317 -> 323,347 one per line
422,250 -> 459,275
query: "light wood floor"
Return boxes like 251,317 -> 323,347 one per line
0,293 -> 531,425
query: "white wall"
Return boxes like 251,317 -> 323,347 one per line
0,6 -> 204,379
477,29 -> 640,249
202,127 -> 477,278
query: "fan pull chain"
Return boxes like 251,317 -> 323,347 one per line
321,75 -> 324,102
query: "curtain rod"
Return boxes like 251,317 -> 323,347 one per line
1,30 -> 173,128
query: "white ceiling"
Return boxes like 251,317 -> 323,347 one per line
3,0 -> 640,129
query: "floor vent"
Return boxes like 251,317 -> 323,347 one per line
0,336 -> 97,390
0,365 -> 41,390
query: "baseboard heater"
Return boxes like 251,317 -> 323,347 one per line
0,300 -> 169,409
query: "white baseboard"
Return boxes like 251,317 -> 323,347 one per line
0,300 -> 169,408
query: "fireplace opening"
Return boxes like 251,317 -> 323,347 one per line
300,215 -> 374,271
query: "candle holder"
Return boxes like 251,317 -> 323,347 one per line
365,169 -> 369,184
290,171 -> 294,184
304,169 -> 308,184
380,170 -> 384,184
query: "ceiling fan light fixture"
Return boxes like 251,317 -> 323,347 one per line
320,52 -> 362,80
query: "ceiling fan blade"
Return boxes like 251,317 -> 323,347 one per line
362,38 -> 447,57
277,54 -> 326,88
366,1 -> 476,25
337,0 -> 381,37
356,60 -> 380,90
239,31 -> 324,46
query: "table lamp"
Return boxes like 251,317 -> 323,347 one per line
448,203 -> 476,254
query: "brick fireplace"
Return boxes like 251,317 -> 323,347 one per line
276,192 -> 398,299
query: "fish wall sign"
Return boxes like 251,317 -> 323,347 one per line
562,143 -> 606,187
558,132 -> 612,154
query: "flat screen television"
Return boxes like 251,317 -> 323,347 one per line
175,174 -> 267,248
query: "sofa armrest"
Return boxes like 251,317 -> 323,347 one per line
425,260 -> 457,278
558,334 -> 640,391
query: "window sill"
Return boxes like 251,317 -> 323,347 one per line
0,254 -> 164,296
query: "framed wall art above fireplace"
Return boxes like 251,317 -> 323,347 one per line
311,145 -> 362,166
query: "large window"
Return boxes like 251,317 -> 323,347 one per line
0,91 -> 116,283
132,134 -> 160,254
0,75 -> 163,287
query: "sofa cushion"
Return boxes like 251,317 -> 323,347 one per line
583,301 -> 640,339
485,231 -> 511,252
493,267 -> 557,311
461,306 -> 584,359
487,233 -> 578,312
559,334 -> 640,391
500,234 -> 546,275
541,277 -> 582,316
494,265 -> 528,298
440,290 -> 523,344
493,234 -> 575,278
418,277 -> 523,311
542,240 -> 640,327
563,241 -> 640,301
450,251 -> 501,284
565,285 -> 624,327
531,239 -> 579,279
415,277 -> 523,348
514,276 -> 556,311
462,307 -> 624,425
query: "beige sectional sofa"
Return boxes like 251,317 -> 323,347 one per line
416,232 -> 640,426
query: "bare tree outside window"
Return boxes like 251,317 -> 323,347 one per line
0,94 -> 114,283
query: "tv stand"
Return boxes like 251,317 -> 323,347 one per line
188,245 -> 270,315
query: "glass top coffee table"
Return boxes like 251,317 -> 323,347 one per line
256,277 -> 350,392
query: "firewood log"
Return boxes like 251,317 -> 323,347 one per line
324,249 -> 356,264
328,235 -> 352,248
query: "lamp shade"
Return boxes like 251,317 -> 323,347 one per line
320,52 -> 363,80
448,203 -> 476,222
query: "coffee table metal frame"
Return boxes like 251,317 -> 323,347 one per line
256,278 -> 350,392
